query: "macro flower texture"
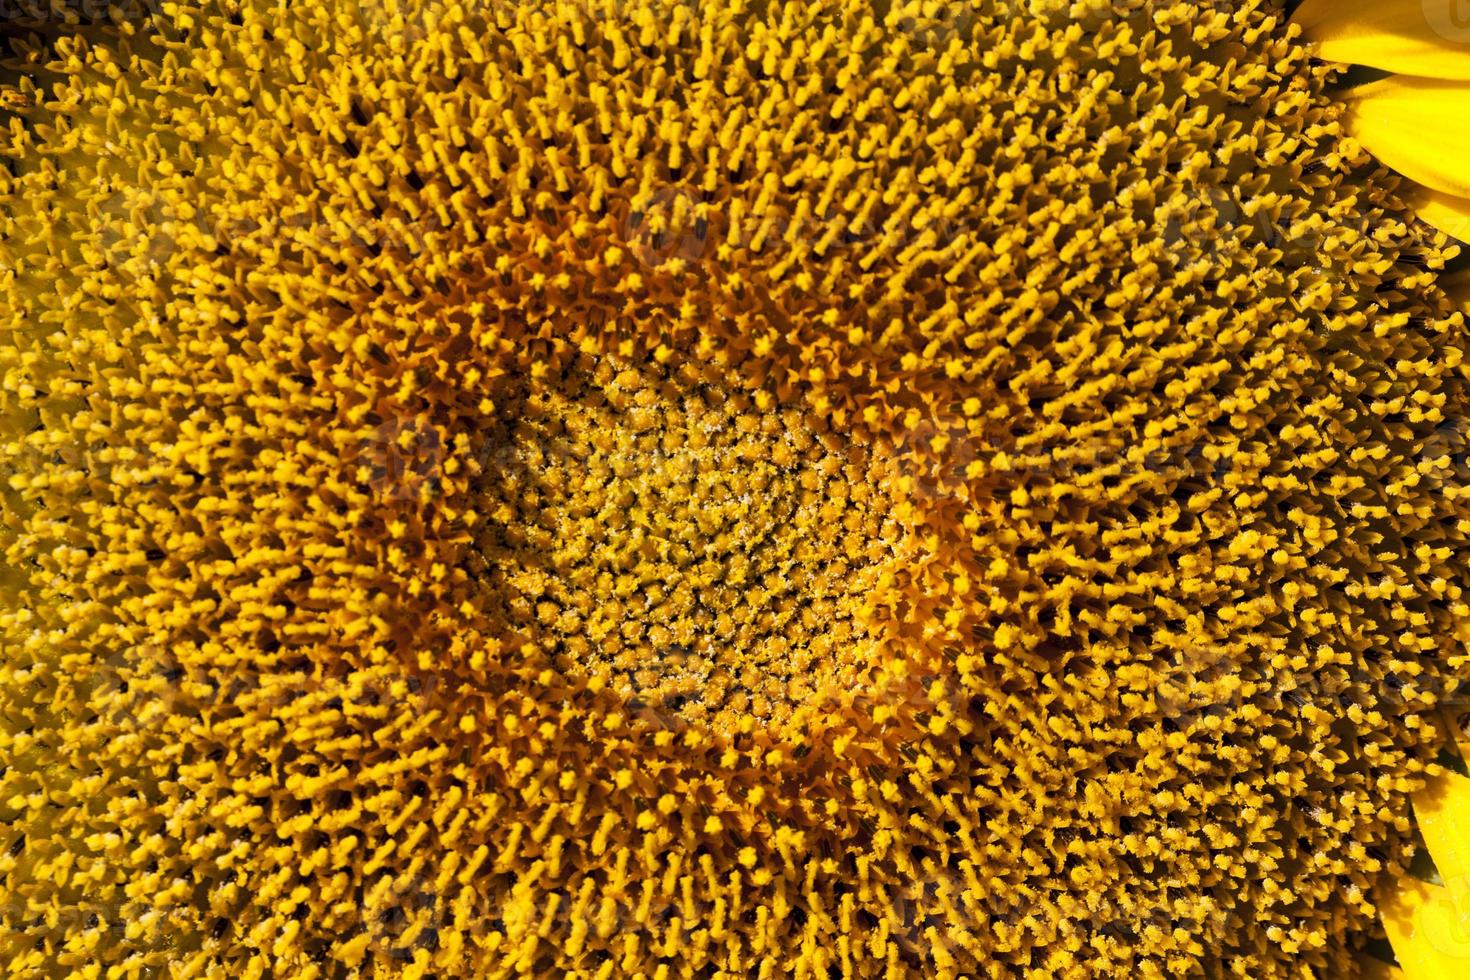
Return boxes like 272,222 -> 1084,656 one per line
5,0 -> 1470,975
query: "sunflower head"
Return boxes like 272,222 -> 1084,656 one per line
3,0 -> 1470,976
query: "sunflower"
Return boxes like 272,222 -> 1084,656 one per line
2,0 -> 1469,977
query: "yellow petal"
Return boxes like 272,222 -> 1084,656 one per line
1380,875 -> 1470,978
1345,76 -> 1470,198
1408,185 -> 1470,242
1415,771 -> 1470,885
1293,0 -> 1470,79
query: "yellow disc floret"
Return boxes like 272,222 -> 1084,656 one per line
478,352 -> 914,736
2,1 -> 1468,977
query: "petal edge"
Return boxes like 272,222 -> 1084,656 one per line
1294,0 -> 1470,80
1344,76 -> 1470,199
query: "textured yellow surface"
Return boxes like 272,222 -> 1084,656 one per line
2,0 -> 1469,977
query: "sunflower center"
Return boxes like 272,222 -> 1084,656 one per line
474,354 -> 905,736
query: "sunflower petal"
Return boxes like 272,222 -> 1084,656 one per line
1380,875 -> 1470,977
1414,771 -> 1470,885
1407,185 -> 1470,242
1344,77 -> 1470,198
1293,0 -> 1470,80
